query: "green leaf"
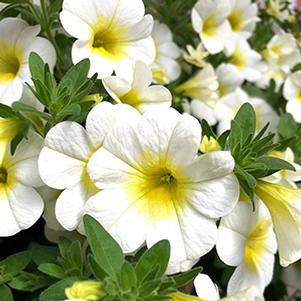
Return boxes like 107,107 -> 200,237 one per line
0,251 -> 31,278
11,102 -> 51,121
135,240 -> 170,284
89,255 -> 107,280
0,104 -> 16,118
39,277 -> 80,301
233,103 -> 256,145
278,113 -> 298,139
83,215 -> 124,279
201,119 -> 216,139
0,284 -> 13,301
256,156 -> 296,177
38,263 -> 65,279
29,52 -> 45,81
8,271 -> 51,292
171,266 -> 202,288
120,261 -> 137,291
30,244 -> 59,266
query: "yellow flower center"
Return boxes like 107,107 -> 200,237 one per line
202,16 -> 217,37
229,48 -> 247,69
120,89 -> 141,108
244,218 -> 270,272
0,167 -> 7,184
0,41 -> 22,83
125,163 -> 187,221
91,19 -> 127,61
152,67 -> 169,85
228,10 -> 244,32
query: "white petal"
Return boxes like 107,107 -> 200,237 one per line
7,184 -> 44,231
0,78 -> 23,105
102,77 -> 131,103
86,102 -> 140,147
55,182 -> 90,231
39,147 -> 86,189
44,121 -> 93,161
190,100 -> 217,125
194,274 -> 220,300
183,173 -> 240,219
84,189 -> 147,253
132,61 -> 152,91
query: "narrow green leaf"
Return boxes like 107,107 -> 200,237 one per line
0,104 -> 16,118
120,261 -> 137,291
135,240 -> 170,283
83,215 -> 124,279
30,244 -> 59,266
89,255 -> 107,280
38,263 -> 65,279
171,266 -> 202,288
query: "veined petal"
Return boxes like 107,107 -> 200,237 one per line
183,173 -> 239,218
84,189 -> 147,253
255,181 -> 301,267
39,147 -> 86,189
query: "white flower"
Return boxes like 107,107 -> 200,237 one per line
255,181 -> 301,267
0,17 -> 56,104
227,0 -> 259,38
38,102 -> 139,233
216,64 -> 244,97
217,201 -> 277,296
283,71 -> 301,122
102,61 -> 172,113
0,132 -> 44,236
224,36 -> 266,82
60,0 -> 155,79
264,148 -> 301,188
151,21 -> 181,84
191,0 -> 231,54
262,34 -> 301,73
176,64 -> 219,125
85,108 -> 240,274
215,92 -> 279,135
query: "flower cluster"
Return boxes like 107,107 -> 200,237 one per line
0,0 -> 301,300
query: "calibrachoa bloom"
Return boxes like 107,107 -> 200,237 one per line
60,0 -> 155,79
283,71 -> 301,122
227,0 -> 259,38
0,132 -> 44,236
102,61 -> 172,113
255,181 -> 301,267
151,21 -> 181,84
191,0 -> 231,54
216,201 -> 277,296
0,17 -> 56,104
38,102 -> 139,232
85,108 -> 240,273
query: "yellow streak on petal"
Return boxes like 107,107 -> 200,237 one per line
0,40 -> 23,83
228,10 -> 244,32
119,89 -> 141,108
244,217 -> 271,272
202,16 -> 217,37
229,48 -> 247,70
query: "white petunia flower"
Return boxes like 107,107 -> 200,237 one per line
176,64 -> 219,125
0,17 -> 56,104
283,71 -> 301,122
255,181 -> 301,267
102,61 -> 172,113
217,201 -> 277,297
60,0 -> 155,79
191,0 -> 231,54
85,108 -> 240,274
38,102 -> 139,233
264,148 -> 301,188
224,36 -> 266,82
151,21 -> 181,84
215,92 -> 279,135
0,132 -> 44,237
262,34 -> 301,73
227,0 -> 259,38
